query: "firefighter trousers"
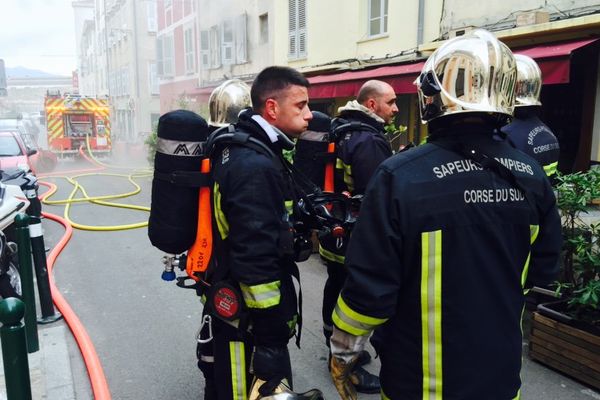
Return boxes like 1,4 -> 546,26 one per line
322,260 -> 346,347
197,314 -> 254,400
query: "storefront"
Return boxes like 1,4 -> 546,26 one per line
306,37 -> 600,171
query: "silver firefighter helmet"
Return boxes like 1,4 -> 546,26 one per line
208,79 -> 251,127
415,29 -> 517,122
514,54 -> 542,107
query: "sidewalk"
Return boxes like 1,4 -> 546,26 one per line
0,321 -> 75,400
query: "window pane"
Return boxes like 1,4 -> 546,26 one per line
223,20 -> 233,42
200,31 -> 209,50
370,0 -> 381,18
383,15 -> 387,33
370,19 -> 380,36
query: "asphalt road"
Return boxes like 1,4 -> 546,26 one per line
38,153 -> 600,400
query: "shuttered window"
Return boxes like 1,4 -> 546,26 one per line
288,0 -> 306,59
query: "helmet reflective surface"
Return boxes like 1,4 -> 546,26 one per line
514,54 -> 542,107
415,29 -> 517,122
208,79 -> 251,127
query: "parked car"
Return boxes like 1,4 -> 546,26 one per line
0,130 -> 38,172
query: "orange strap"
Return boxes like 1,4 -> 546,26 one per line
324,142 -> 335,193
186,158 -> 213,280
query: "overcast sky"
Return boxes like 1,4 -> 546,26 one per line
1,0 -> 76,76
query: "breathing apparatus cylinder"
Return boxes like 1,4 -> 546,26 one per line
148,110 -> 210,254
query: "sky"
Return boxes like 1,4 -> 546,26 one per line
1,0 -> 77,76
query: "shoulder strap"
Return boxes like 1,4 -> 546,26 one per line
330,118 -> 380,143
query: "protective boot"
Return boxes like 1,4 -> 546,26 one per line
249,378 -> 324,400
349,366 -> 380,394
328,351 -> 379,394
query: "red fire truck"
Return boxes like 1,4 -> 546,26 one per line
44,92 -> 111,155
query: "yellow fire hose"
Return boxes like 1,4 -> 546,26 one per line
40,137 -> 153,231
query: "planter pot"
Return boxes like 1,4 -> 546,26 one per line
525,286 -> 561,311
529,301 -> 600,390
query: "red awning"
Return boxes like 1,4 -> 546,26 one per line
308,62 -> 424,99
514,38 -> 598,85
308,37 -> 599,99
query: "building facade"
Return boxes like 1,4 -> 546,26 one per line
427,0 -> 600,171
75,0 -> 160,144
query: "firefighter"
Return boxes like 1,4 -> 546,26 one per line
329,29 -> 562,400
204,66 -> 322,400
319,79 -> 397,394
502,54 -> 560,178
198,78 -> 252,400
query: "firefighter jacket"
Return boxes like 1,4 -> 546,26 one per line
319,109 -> 393,264
333,123 -> 562,399
209,110 -> 299,347
502,107 -> 560,177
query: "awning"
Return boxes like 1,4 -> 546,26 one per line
308,37 -> 599,99
308,62 -> 424,99
514,38 -> 599,85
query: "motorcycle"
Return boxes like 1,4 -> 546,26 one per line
0,167 -> 33,299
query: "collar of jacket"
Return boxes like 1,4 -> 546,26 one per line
338,100 -> 386,124
236,109 -> 286,154
336,109 -> 385,132
513,106 -> 541,119
427,118 -> 503,144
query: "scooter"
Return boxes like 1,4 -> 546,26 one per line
0,168 -> 32,299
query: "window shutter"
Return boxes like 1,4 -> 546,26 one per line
156,37 -> 164,76
288,0 -> 297,58
200,30 -> 210,69
210,25 -> 221,68
235,13 -> 247,64
298,0 -> 306,57
164,35 -> 174,76
146,1 -> 157,32
221,19 -> 234,65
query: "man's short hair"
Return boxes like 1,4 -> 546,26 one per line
251,66 -> 310,111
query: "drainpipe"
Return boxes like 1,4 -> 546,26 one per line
132,0 -> 140,142
417,0 -> 425,46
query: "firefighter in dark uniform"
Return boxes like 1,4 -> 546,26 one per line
197,79 -> 252,400
203,66 -> 323,400
329,29 -> 563,400
319,80 -> 397,393
502,54 -> 560,178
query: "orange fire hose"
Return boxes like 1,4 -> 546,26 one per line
40,182 -> 112,399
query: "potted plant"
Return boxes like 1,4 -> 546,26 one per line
529,168 -> 600,389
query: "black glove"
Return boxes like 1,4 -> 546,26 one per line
251,345 -> 291,383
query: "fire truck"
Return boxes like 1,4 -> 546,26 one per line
44,91 -> 111,155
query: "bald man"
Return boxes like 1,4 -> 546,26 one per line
319,79 -> 398,394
